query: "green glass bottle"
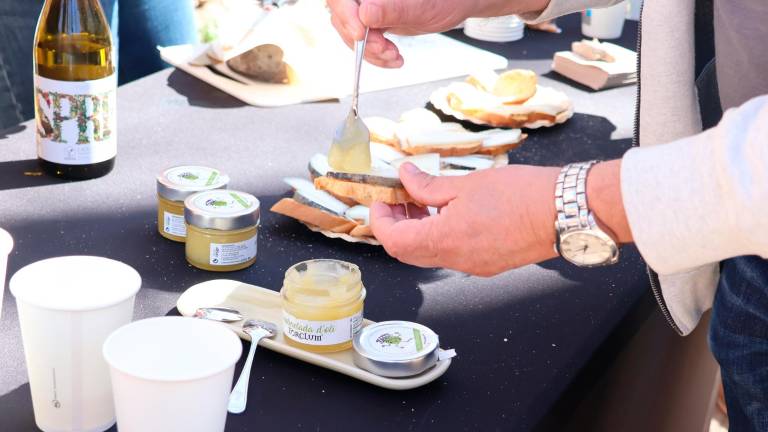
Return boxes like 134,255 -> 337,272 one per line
34,0 -> 116,180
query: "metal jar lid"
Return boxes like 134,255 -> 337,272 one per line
157,165 -> 230,202
184,190 -> 260,231
353,321 -> 442,378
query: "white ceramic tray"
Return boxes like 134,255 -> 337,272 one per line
176,279 -> 452,390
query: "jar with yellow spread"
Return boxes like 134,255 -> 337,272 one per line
281,260 -> 365,353
184,190 -> 260,272
156,166 -> 229,242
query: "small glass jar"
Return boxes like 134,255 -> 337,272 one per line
184,190 -> 260,272
156,166 -> 229,242
281,259 -> 365,353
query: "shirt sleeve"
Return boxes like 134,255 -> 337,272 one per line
621,94 -> 768,275
519,0 -> 622,23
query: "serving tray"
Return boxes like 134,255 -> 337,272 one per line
176,279 -> 452,390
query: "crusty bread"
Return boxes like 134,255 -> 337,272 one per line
403,141 -> 481,156
348,225 -> 374,238
270,198 -> 357,233
226,44 -> 294,84
476,133 -> 527,156
314,176 -> 413,206
364,116 -> 401,148
446,93 -> 556,127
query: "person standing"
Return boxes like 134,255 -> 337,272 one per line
328,0 -> 768,429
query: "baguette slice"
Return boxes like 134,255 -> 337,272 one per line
271,198 -> 357,233
226,44 -> 295,84
314,176 -> 412,206
401,130 -> 483,156
349,225 -> 374,238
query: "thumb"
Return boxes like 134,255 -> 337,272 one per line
360,0 -> 419,29
399,162 -> 458,207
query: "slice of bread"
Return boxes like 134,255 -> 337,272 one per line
271,198 -> 357,233
314,176 -> 412,206
226,44 -> 294,84
349,225 -> 374,238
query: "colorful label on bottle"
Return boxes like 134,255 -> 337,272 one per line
34,74 -> 117,165
192,190 -> 255,215
163,211 -> 187,237
209,236 -> 257,266
283,310 -> 364,346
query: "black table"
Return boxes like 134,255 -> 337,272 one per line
0,14 -> 648,432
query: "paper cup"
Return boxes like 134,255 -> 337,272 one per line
103,317 -> 242,432
10,256 -> 141,432
0,228 -> 13,321
627,0 -> 643,20
582,1 -> 627,39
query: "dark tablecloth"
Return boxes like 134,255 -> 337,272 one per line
0,14 -> 647,432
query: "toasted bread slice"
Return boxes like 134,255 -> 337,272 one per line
349,225 -> 374,238
314,176 -> 412,206
364,116 -> 400,148
271,198 -> 357,233
476,133 -> 527,156
401,130 -> 483,156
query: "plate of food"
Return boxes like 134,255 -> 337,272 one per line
270,108 -> 524,245
430,69 -> 574,129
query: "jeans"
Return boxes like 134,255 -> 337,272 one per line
710,256 -> 768,432
0,0 -> 197,130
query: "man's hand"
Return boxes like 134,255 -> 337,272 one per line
371,160 -> 632,276
327,0 -> 550,68
371,163 -> 561,276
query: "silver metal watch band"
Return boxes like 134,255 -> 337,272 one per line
555,160 -> 597,233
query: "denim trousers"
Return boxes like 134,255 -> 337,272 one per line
710,257 -> 768,431
0,0 -> 197,129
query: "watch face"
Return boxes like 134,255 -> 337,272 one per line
560,231 -> 617,266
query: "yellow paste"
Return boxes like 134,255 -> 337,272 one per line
281,260 -> 365,353
184,190 -> 260,272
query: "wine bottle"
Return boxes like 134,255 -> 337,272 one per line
34,0 -> 116,180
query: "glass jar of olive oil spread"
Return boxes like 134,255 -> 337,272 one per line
184,190 -> 259,272
156,166 -> 229,242
281,260 -> 365,353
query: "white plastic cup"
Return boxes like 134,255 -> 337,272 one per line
0,227 -> 13,321
103,317 -> 242,432
582,1 -> 628,39
627,0 -> 643,21
9,256 -> 141,432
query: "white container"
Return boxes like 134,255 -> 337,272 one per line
9,256 -> 141,432
0,227 -> 13,321
627,0 -> 643,20
582,1 -> 628,39
464,16 -> 525,43
103,317 -> 242,432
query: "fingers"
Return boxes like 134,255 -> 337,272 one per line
359,0 -> 418,30
370,203 -> 441,267
365,31 -> 404,68
328,0 -> 365,41
399,163 -> 459,207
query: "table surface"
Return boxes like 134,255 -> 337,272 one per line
0,15 -> 647,432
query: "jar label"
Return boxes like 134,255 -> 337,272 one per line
34,74 -> 117,165
283,310 -> 363,346
165,166 -> 223,188
209,236 -> 257,265
163,211 -> 187,237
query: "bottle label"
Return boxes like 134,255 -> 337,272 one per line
209,236 -> 257,266
163,211 -> 187,237
283,310 -> 364,346
34,74 -> 117,165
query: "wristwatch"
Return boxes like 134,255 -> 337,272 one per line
554,161 -> 619,267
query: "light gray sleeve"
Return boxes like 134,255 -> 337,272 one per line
621,94 -> 768,275
519,0 -> 623,23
